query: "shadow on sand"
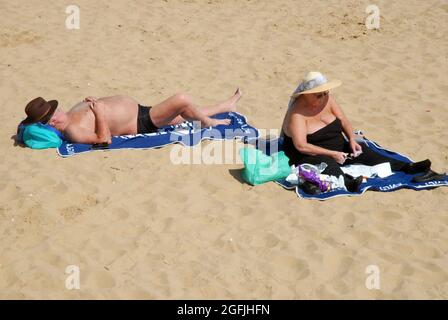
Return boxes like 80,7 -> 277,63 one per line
228,168 -> 251,185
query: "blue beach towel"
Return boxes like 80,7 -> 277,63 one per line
256,135 -> 448,200
57,112 -> 259,157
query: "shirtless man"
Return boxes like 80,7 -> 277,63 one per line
21,90 -> 241,144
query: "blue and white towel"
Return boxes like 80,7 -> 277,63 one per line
267,136 -> 448,200
57,112 -> 259,157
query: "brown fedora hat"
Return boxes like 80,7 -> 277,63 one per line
22,97 -> 58,125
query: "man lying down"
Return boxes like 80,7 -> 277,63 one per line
20,90 -> 242,144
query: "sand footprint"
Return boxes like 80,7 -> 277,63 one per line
163,217 -> 174,232
53,182 -> 68,194
111,207 -> 130,221
336,256 -> 354,278
342,212 -> 356,225
324,253 -> 354,279
60,206 -> 84,220
90,270 -> 116,289
268,254 -> 310,281
417,113 -> 435,124
331,279 -> 350,295
263,233 -> 280,248
142,199 -> 159,214
376,210 -> 402,221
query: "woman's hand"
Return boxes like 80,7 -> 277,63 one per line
332,151 -> 349,164
349,139 -> 363,157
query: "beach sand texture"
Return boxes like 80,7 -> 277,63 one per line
0,0 -> 447,299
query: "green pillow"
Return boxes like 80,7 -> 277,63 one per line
23,123 -> 63,149
239,147 -> 291,185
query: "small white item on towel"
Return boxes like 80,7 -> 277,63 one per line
286,173 -> 299,185
286,165 -> 301,185
341,162 -> 392,178
320,174 -> 347,190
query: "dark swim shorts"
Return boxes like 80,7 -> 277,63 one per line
137,104 -> 159,134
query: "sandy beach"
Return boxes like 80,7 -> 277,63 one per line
1,0 -> 447,299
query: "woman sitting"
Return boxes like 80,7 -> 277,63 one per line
281,71 -> 442,193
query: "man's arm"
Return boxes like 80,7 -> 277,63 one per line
65,100 -> 112,144
65,127 -> 110,144
89,100 -> 112,144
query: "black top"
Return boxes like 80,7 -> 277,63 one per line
282,118 -> 346,165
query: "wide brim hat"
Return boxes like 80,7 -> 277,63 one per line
22,97 -> 58,125
291,72 -> 342,98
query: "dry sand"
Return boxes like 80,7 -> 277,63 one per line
0,0 -> 447,299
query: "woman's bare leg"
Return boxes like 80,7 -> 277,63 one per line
149,89 -> 242,127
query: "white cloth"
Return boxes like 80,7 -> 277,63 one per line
341,162 -> 392,178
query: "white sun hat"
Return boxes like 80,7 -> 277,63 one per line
291,71 -> 342,98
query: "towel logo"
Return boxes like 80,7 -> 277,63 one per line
379,183 -> 403,191
421,180 -> 447,187
65,144 -> 75,155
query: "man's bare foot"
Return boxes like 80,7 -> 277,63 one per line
216,88 -> 242,113
228,88 -> 242,112
204,118 -> 231,127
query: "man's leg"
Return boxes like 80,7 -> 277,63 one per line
149,90 -> 241,128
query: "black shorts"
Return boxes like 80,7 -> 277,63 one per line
137,104 -> 159,134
